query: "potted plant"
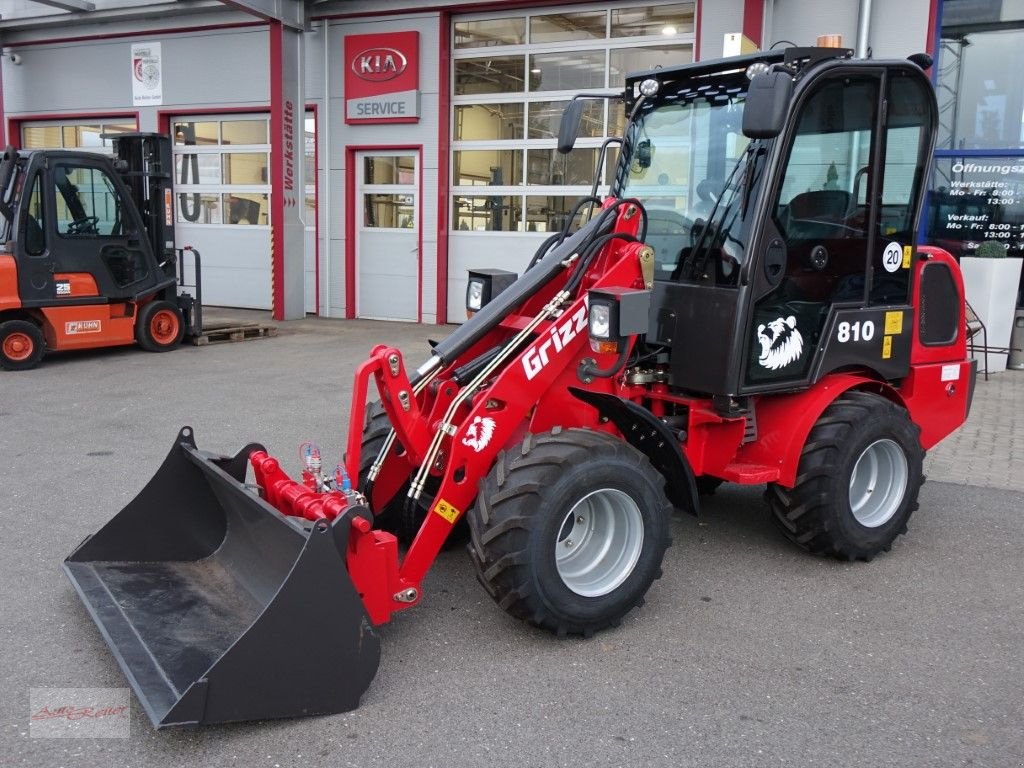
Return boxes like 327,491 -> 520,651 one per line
960,241 -> 1023,372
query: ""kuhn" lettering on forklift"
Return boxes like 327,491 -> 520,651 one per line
65,320 -> 101,335
522,304 -> 588,380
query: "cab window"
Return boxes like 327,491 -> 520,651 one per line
53,164 -> 123,237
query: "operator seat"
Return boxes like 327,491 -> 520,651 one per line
23,214 -> 45,255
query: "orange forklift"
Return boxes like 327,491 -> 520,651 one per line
0,133 -> 200,370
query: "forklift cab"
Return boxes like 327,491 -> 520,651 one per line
614,49 -> 937,399
8,136 -> 175,307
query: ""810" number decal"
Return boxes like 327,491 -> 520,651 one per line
836,320 -> 875,343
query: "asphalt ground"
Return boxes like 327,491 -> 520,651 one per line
2,314 -> 1022,768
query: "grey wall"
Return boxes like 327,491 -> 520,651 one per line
765,0 -> 932,57
2,26 -> 270,129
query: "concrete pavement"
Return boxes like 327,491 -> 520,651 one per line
1,311 -> 1021,768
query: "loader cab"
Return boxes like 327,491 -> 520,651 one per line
614,49 -> 937,398
8,146 -> 170,306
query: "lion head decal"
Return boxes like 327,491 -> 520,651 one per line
462,416 -> 496,453
757,315 -> 804,371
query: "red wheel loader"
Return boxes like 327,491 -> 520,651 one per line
0,133 -> 201,370
65,47 -> 975,728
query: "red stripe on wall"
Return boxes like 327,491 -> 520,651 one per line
437,12 -> 452,325
269,21 -> 285,321
742,0 -> 764,48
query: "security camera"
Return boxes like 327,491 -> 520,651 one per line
9,53 -> 22,65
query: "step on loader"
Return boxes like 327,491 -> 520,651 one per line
65,46 -> 975,728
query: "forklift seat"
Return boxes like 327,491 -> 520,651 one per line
24,214 -> 44,255
787,190 -> 850,222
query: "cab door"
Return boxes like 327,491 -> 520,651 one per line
41,154 -> 159,303
742,65 -> 934,391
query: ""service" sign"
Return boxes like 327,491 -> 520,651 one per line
344,31 -> 420,125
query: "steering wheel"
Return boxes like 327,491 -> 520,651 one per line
644,208 -> 696,274
696,179 -> 721,204
66,216 -> 99,235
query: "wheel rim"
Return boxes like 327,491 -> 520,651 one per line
150,309 -> 180,344
848,438 -> 908,528
555,488 -> 644,597
3,331 -> 35,362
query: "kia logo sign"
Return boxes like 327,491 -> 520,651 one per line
352,47 -> 407,81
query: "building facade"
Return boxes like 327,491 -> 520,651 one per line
5,0 -> 982,324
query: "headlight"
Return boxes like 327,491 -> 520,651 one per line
467,280 -> 484,311
638,78 -> 660,97
745,61 -> 771,80
589,304 -> 612,339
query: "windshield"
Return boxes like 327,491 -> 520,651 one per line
614,75 -> 754,284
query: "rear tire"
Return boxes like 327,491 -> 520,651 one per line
467,428 -> 672,637
137,300 -> 184,352
0,319 -> 45,371
766,391 -> 924,561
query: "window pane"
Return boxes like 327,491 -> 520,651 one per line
455,149 -> 523,186
936,28 -> 1024,150
175,153 -> 221,185
224,193 -> 268,225
525,195 -> 594,232
223,152 -> 269,185
24,173 -> 46,256
54,165 -> 120,236
527,148 -> 600,186
530,11 -> 607,44
175,121 -> 218,145
611,3 -> 695,37
455,103 -> 524,140
454,17 -> 525,48
364,155 -> 416,185
528,100 -> 603,139
456,56 -> 526,95
177,193 -> 222,224
454,195 -> 523,231
529,50 -> 605,91
104,123 -> 136,137
63,125 -> 102,149
222,120 -> 268,145
363,193 -> 415,228
609,45 -> 692,85
22,126 -> 62,149
927,156 -> 1024,259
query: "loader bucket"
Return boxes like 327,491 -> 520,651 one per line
63,427 -> 381,729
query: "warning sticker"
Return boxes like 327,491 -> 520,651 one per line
882,336 -> 893,359
65,320 -> 101,335
902,245 -> 913,269
433,498 -> 460,524
941,364 -> 961,382
884,311 -> 904,335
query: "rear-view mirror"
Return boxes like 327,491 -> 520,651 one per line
742,71 -> 794,139
558,100 -> 585,154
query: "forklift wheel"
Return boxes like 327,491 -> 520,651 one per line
766,391 -> 924,562
468,427 -> 672,637
0,320 -> 45,371
136,301 -> 185,352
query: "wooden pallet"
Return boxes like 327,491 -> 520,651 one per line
190,323 -> 278,346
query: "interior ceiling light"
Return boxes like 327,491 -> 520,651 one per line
662,25 -> 678,36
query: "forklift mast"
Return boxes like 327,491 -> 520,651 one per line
111,133 -> 175,278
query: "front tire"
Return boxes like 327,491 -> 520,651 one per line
358,402 -> 414,542
0,319 -> 45,371
766,391 -> 924,561
467,428 -> 672,637
136,300 -> 184,352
